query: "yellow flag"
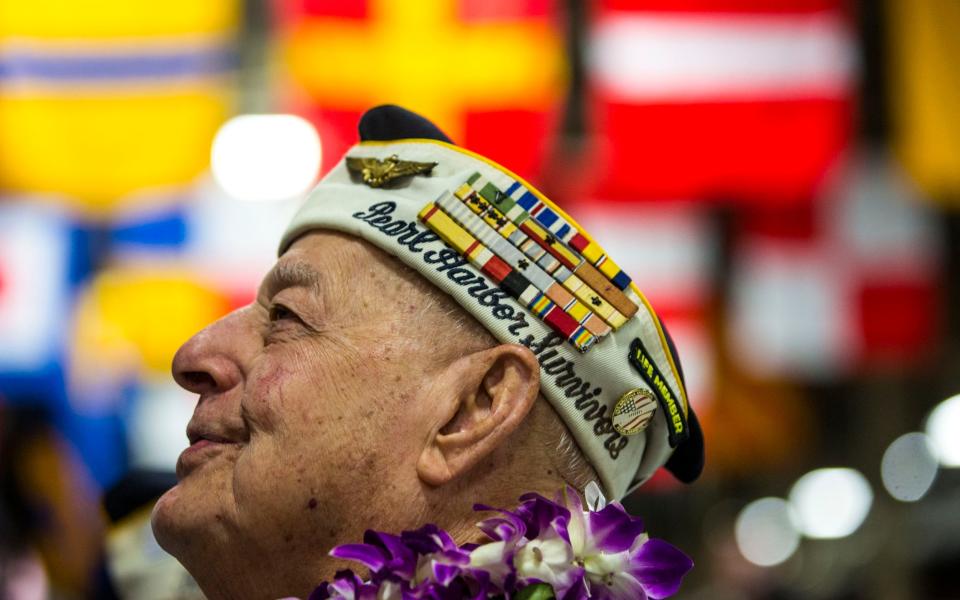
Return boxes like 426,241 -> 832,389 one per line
888,0 -> 960,201
70,266 -> 232,386
0,0 -> 239,217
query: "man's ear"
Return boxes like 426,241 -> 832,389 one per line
416,344 -> 540,487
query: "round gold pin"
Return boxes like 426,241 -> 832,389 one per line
612,388 -> 657,436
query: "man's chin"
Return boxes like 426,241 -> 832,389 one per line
151,483 -> 187,555
151,476 -> 228,559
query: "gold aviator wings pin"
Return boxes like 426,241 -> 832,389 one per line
346,155 -> 438,188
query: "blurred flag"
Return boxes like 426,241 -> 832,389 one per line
830,152 -> 941,367
110,204 -> 189,253
182,177 -> 302,300
0,0 -> 238,217
587,0 -> 856,204
276,0 -> 565,180
69,266 -> 233,411
888,0 -> 960,200
727,152 -> 941,379
0,202 -> 70,375
727,202 -> 855,378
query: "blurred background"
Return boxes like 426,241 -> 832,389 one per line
1,0 -> 958,598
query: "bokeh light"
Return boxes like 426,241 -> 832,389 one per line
789,468 -> 873,539
926,394 -> 960,467
881,432 -> 938,502
211,114 -> 321,202
734,497 -> 801,567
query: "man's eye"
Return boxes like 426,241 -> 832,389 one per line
269,304 -> 297,322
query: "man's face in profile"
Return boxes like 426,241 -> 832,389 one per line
151,231 -> 456,591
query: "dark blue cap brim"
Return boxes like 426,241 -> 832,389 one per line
359,104 -> 453,144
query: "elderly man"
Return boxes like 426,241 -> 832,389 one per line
151,106 -> 703,599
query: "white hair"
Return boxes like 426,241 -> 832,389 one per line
551,416 -> 599,492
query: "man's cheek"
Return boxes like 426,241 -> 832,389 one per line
242,367 -> 292,426
233,438 -> 310,508
248,349 -> 325,412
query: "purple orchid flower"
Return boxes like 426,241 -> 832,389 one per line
511,522 -> 582,597
514,492 -> 572,541
563,483 -> 693,600
469,503 -> 527,590
331,530 -> 417,584
308,570 -> 378,600
472,493 -> 584,598
473,503 -> 527,544
408,576 -> 487,600
402,525 -> 471,587
512,493 -> 584,597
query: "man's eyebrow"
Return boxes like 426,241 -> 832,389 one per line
262,260 -> 325,298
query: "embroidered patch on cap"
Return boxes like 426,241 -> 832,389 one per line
612,388 -> 658,436
628,337 -> 688,447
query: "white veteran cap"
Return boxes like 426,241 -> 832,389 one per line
280,105 -> 703,501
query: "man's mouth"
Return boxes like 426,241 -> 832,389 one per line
177,429 -> 241,478
187,429 -> 237,447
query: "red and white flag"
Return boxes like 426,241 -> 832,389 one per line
587,0 -> 856,205
727,152 -> 942,379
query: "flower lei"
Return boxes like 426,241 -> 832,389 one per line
301,483 -> 692,600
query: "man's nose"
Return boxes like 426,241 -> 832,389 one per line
172,312 -> 248,396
